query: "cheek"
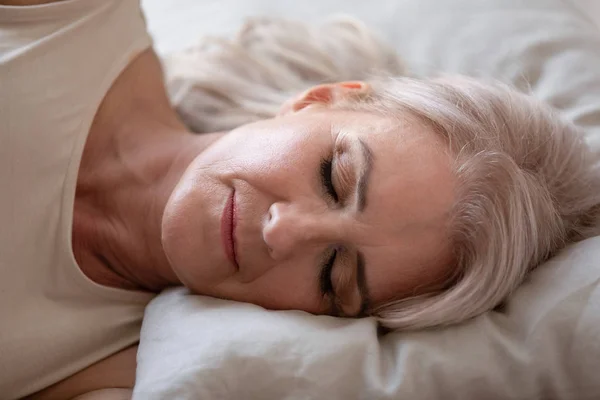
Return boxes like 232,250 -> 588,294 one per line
210,259 -> 326,313
212,125 -> 325,183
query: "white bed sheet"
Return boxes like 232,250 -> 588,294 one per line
134,0 -> 600,399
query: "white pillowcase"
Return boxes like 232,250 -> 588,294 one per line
134,0 -> 600,399
135,237 -> 600,400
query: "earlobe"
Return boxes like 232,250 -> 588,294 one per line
277,81 -> 370,116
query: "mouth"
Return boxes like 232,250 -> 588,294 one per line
221,190 -> 239,270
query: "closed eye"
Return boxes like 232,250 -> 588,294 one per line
319,248 -> 337,298
320,158 -> 338,203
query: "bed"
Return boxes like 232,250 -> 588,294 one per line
133,0 -> 600,399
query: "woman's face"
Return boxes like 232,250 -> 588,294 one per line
162,94 -> 456,316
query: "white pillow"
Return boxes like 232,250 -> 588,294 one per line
134,0 -> 600,399
135,238 -> 600,400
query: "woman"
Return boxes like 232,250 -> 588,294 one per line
2,0 -> 599,399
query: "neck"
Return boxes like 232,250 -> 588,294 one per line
73,49 -> 225,292
76,114 -> 224,292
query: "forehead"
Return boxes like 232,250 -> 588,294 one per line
334,110 -> 456,306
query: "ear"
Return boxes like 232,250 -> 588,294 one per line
278,81 -> 371,116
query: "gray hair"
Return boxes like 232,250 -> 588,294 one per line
163,17 -> 600,330
352,76 -> 600,329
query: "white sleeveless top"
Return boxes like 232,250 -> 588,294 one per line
0,1 -> 155,398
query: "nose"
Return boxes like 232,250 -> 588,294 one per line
262,201 -> 338,261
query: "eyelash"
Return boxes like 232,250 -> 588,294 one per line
320,158 -> 339,202
319,157 -> 339,301
320,249 -> 337,297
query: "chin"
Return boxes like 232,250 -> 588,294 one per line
161,203 -> 192,286
161,180 -> 204,287
160,213 -> 212,294
162,171 -> 234,293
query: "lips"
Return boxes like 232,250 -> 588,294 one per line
221,190 -> 239,270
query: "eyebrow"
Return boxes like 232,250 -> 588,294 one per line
356,139 -> 373,212
356,250 -> 372,316
354,139 -> 373,316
